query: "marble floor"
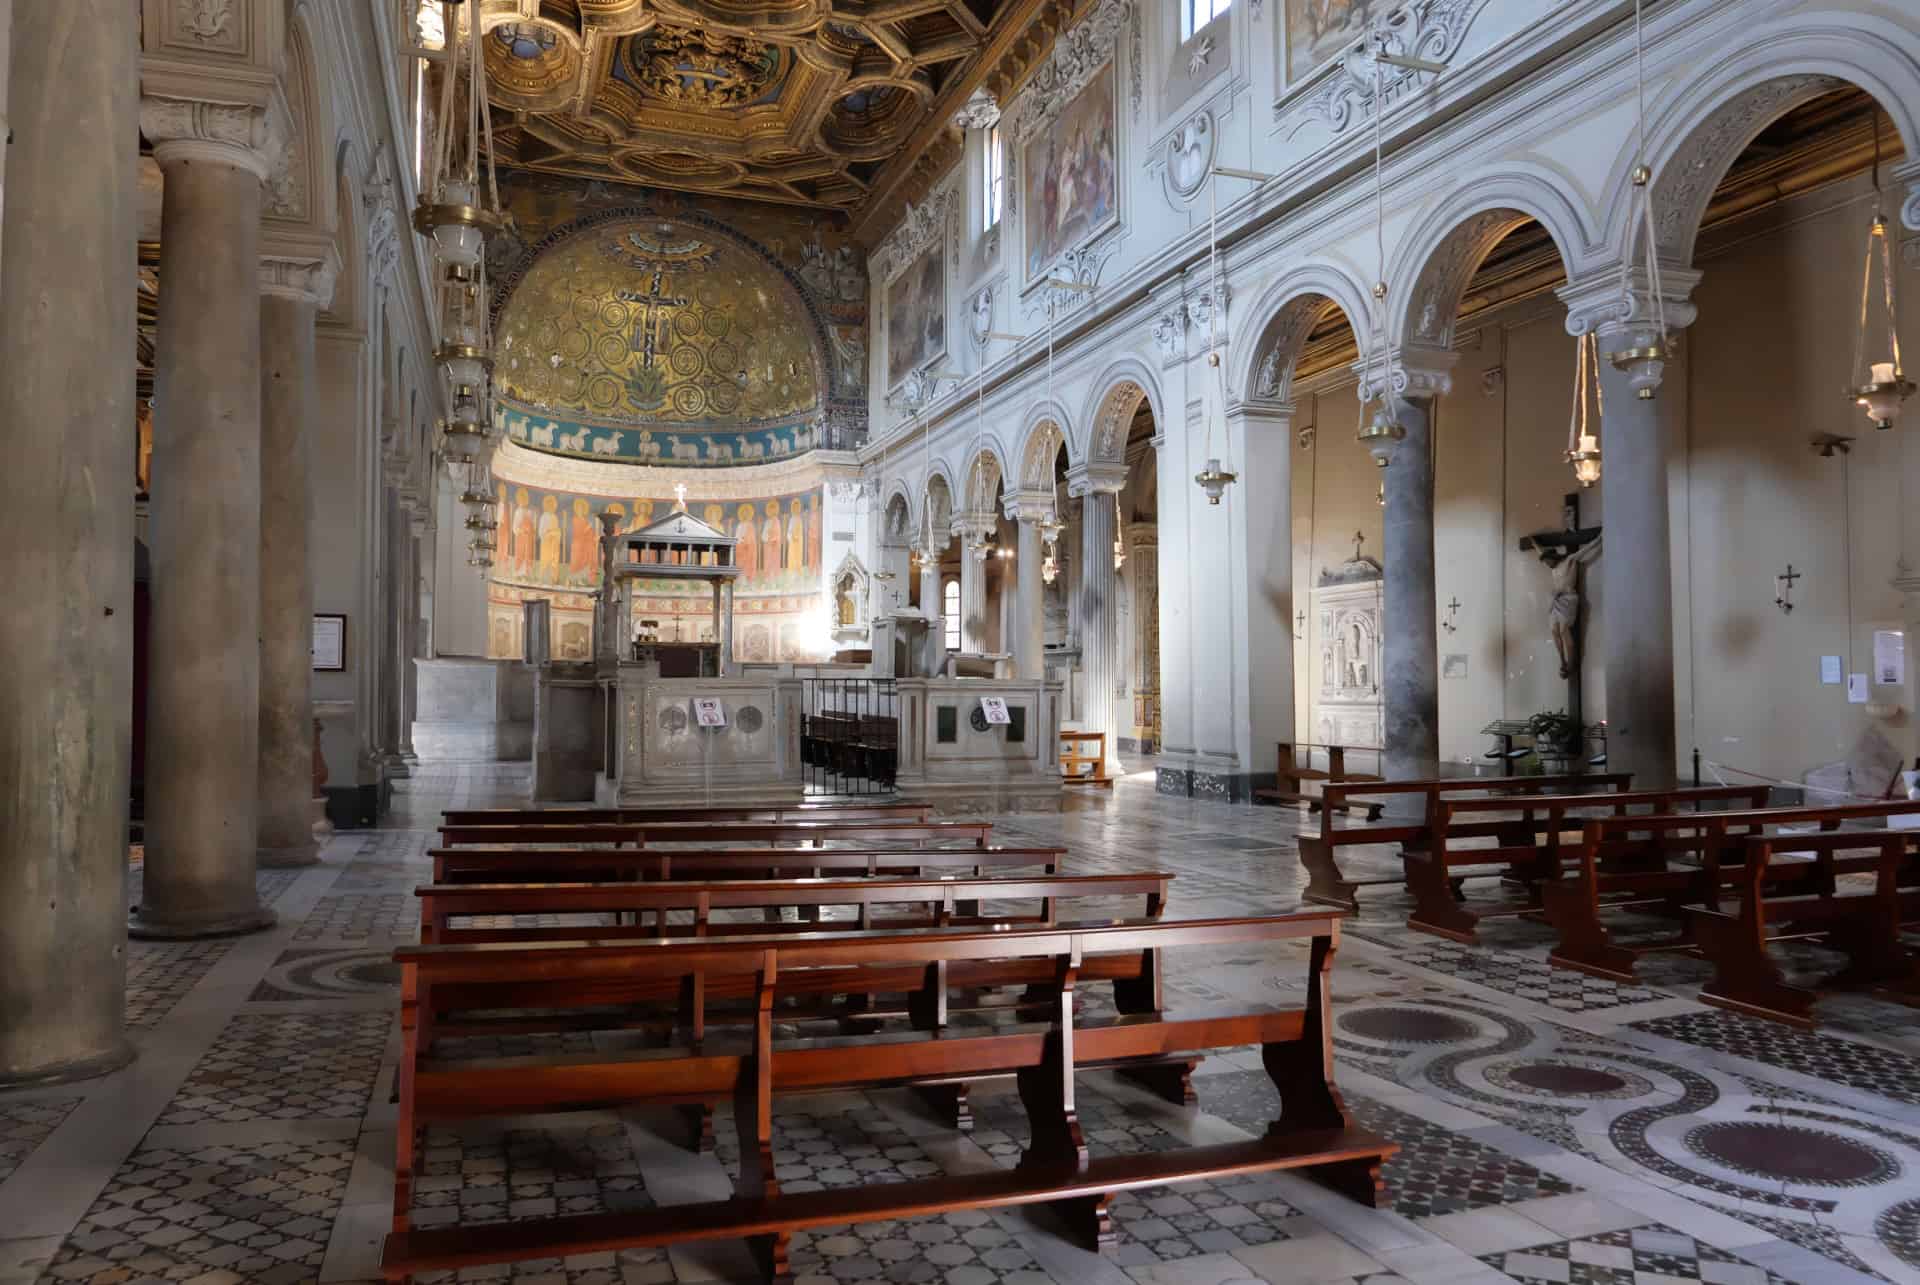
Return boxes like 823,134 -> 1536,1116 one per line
4,765 -> 1919,1284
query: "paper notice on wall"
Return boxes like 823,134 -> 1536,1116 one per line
1820,655 -> 1843,685
1873,630 -> 1905,686
692,697 -> 727,727
979,696 -> 1012,725
1848,673 -> 1870,704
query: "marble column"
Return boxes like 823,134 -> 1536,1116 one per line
1127,522 -> 1160,751
1560,272 -> 1696,788
1071,471 -> 1127,775
957,523 -> 990,654
257,257 -> 333,868
1595,355 -> 1677,787
0,0 -> 139,1084
1380,396 -> 1440,785
917,548 -> 946,675
1009,506 -> 1046,680
132,96 -> 277,939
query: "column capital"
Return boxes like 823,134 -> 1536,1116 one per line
1893,157 -> 1920,234
949,509 -> 997,540
1224,397 -> 1297,423
259,247 -> 339,307
1065,461 -> 1128,497
1353,343 -> 1456,403
1002,488 -> 1058,523
139,93 -> 283,181
1558,263 -> 1702,342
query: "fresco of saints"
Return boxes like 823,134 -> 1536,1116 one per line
538,495 -> 563,580
761,501 -> 783,577
568,498 -> 598,583
786,498 -> 805,573
734,504 -> 759,580
629,499 -> 655,533
512,487 -> 536,577
807,495 -> 821,570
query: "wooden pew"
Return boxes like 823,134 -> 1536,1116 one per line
1254,742 -> 1384,815
436,818 -> 996,850
415,871 -> 1183,1138
1541,798 -> 1920,981
416,872 -> 1172,946
382,915 -> 1394,1284
439,802 -> 932,827
1689,830 -> 1920,1027
1404,784 -> 1771,942
1298,773 -> 1633,911
426,844 -> 1067,885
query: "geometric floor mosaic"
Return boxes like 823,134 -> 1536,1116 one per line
0,1096 -> 82,1184
13,766 -> 1920,1285
39,1135 -> 358,1285
155,1011 -> 393,1125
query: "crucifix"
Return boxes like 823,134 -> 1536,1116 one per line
672,482 -> 689,514
1351,530 -> 1366,562
615,270 -> 688,368
1518,492 -> 1603,739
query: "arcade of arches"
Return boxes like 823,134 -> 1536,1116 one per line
5,1 -> 1920,1282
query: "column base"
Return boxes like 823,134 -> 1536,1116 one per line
128,904 -> 277,941
0,1040 -> 137,1091
311,796 -> 335,844
257,841 -> 319,869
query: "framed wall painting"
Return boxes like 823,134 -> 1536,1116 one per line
1285,0 -> 1373,86
312,614 -> 347,671
1021,61 -> 1119,284
885,240 -> 946,390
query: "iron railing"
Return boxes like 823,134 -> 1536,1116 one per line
800,678 -> 898,797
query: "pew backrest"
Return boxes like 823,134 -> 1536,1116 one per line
427,844 -> 1067,883
437,819 -> 995,849
1314,773 -> 1634,846
439,802 -> 932,827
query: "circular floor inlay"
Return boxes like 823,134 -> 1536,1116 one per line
1686,1122 -> 1898,1187
1337,1005 -> 1478,1045
1507,1062 -> 1631,1095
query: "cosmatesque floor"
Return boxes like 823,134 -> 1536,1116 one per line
4,765 -> 1920,1285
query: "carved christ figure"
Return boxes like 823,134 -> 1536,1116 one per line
1547,534 -> 1602,679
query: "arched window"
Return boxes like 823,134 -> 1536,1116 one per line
942,579 -> 961,649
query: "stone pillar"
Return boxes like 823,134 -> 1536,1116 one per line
1127,522 -> 1160,752
399,512 -> 423,762
132,95 -> 277,939
719,581 -> 735,673
1379,396 -> 1439,784
1070,467 -> 1128,775
0,0 -> 139,1085
1004,492 -> 1051,680
1561,272 -> 1697,788
256,255 -> 334,868
1594,357 -> 1677,786
956,522 -> 990,654
915,548 -> 947,675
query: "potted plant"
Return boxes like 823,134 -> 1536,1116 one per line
1526,709 -> 1583,767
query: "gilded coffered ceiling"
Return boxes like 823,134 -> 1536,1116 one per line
454,0 -> 1039,216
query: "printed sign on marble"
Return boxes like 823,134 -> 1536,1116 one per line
885,240 -> 946,390
1022,63 -> 1118,283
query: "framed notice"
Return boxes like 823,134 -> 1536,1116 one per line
979,696 -> 1012,726
312,614 -> 346,672
692,697 -> 728,728
1874,630 -> 1906,686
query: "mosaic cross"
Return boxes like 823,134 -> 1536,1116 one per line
616,271 -> 688,368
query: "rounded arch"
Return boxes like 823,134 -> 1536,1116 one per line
1386,170 -> 1596,350
881,483 -> 916,547
1077,356 -> 1165,466
1015,397 -> 1077,489
1231,262 -> 1376,404
1607,14 -> 1920,267
276,4 -> 339,236
923,467 -> 956,542
959,444 -> 1006,515
326,140 -> 365,330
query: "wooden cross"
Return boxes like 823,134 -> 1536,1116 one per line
1351,530 -> 1366,561
616,271 -> 688,368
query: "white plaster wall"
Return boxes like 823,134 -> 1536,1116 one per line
312,329 -> 371,784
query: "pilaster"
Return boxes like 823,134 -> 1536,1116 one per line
1067,465 -> 1126,777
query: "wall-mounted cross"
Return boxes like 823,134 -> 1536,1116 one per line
1775,563 -> 1800,613
1351,530 -> 1366,561
616,270 -> 688,369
